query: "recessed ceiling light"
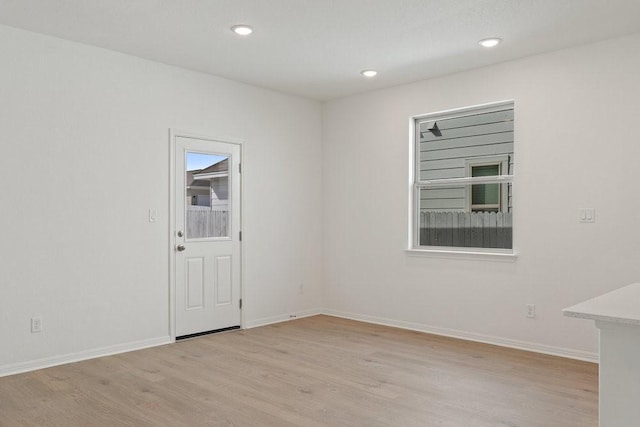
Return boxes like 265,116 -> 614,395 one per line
478,38 -> 502,48
361,70 -> 378,77
231,25 -> 253,36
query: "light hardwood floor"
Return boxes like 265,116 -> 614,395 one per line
0,315 -> 597,426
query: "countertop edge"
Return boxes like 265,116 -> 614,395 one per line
563,309 -> 640,326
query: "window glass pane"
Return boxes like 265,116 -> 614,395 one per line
471,164 -> 500,177
186,152 -> 230,239
472,183 -> 499,205
418,185 -> 512,248
415,103 -> 514,250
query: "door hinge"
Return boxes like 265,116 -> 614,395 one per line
239,231 -> 242,241
239,298 -> 243,309
239,163 -> 241,173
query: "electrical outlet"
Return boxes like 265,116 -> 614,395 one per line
298,283 -> 304,295
579,208 -> 595,223
31,317 -> 42,333
526,304 -> 536,319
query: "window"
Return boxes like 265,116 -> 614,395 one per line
411,101 -> 514,251
471,165 -> 500,212
465,156 -> 510,213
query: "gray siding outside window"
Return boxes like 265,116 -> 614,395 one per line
419,106 -> 514,212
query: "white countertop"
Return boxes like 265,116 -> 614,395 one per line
563,283 -> 640,326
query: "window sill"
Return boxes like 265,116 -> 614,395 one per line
405,248 -> 517,262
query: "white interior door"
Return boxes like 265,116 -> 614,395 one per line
174,135 -> 241,338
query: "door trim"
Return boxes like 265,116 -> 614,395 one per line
168,129 -> 244,342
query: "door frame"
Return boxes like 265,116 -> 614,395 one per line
168,129 -> 244,341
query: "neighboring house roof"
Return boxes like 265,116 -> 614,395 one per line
186,173 -> 209,189
187,158 -> 228,188
196,158 -> 228,174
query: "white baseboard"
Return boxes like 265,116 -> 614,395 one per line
0,336 -> 171,378
245,308 -> 323,329
1,308 -> 597,377
323,309 -> 599,363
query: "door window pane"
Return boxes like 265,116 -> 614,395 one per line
186,152 -> 230,239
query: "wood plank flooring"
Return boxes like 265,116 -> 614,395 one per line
0,315 -> 598,426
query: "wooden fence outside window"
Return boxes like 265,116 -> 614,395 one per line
419,211 -> 512,249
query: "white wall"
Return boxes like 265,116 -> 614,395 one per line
3,23 -> 639,375
322,33 -> 640,359
0,25 -> 323,373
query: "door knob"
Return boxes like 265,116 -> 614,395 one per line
176,244 -> 186,252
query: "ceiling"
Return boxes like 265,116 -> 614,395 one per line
1,0 -> 640,101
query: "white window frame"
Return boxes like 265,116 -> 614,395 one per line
408,100 -> 516,258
